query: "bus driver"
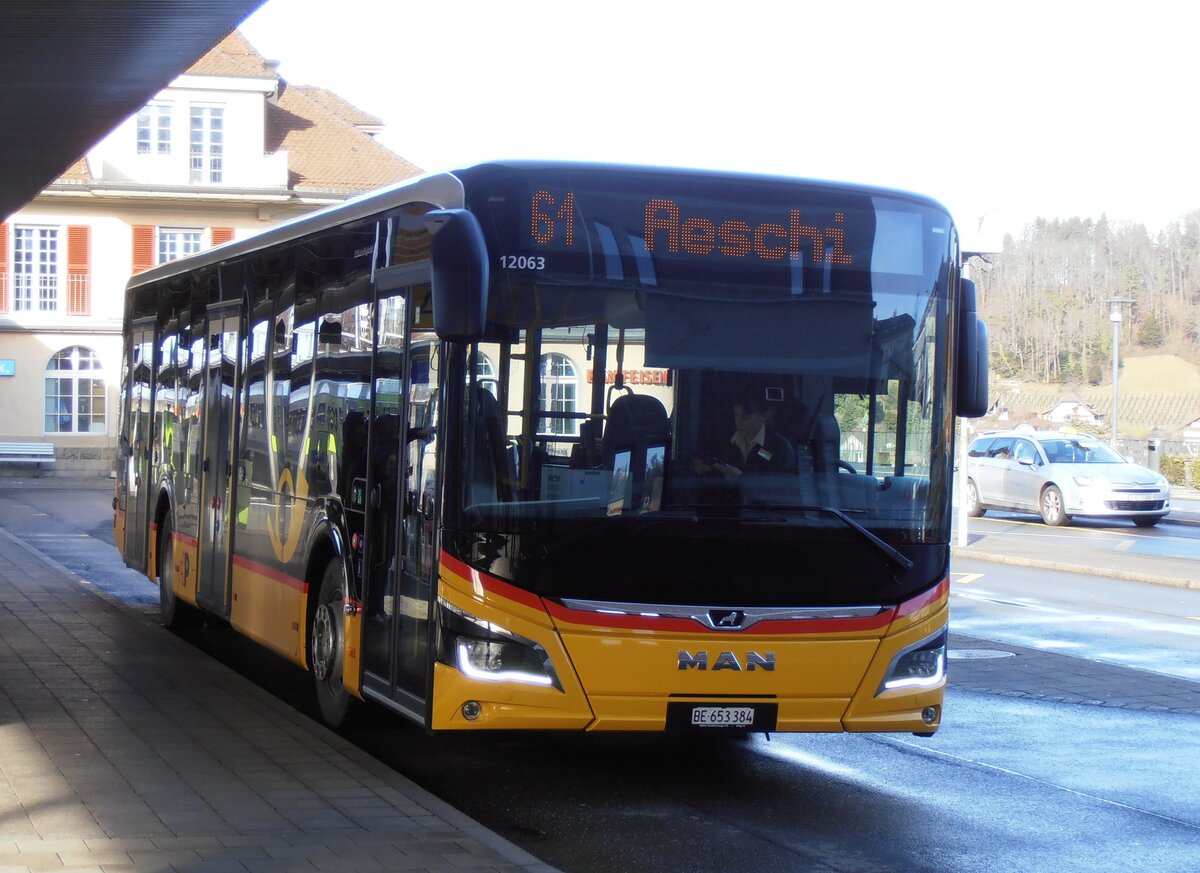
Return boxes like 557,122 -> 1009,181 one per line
695,395 -> 796,478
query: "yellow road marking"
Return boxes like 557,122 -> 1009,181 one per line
1114,540 -> 1135,552
953,572 -> 984,586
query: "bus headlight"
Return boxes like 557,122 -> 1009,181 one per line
877,629 -> 947,694
456,637 -> 557,687
439,598 -> 562,690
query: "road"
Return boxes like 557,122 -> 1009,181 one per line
2,477 -> 1198,873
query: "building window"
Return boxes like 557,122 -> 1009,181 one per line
539,353 -> 579,436
45,346 -> 106,434
158,228 -> 202,264
190,105 -> 224,183
13,226 -> 59,312
137,102 -> 172,155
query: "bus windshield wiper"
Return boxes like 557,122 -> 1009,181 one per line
750,504 -> 913,573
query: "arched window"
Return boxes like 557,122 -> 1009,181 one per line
45,346 -> 106,433
539,353 -> 578,436
471,351 -> 498,398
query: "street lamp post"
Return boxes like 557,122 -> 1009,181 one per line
1109,297 -> 1132,448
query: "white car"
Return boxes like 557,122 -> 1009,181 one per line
964,430 -> 1170,527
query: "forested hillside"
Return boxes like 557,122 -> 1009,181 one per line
973,212 -> 1200,384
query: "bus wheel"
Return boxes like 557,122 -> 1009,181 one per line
158,516 -> 197,630
311,560 -> 351,727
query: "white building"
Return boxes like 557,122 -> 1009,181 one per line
0,32 -> 420,475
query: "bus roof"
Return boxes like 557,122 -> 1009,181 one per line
125,160 -> 953,292
124,170 -> 466,291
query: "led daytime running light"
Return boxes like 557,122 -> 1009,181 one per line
456,640 -> 555,686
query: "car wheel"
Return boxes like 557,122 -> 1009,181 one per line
965,479 -> 985,517
1039,485 -> 1070,526
158,514 -> 199,630
1132,517 -> 1160,528
311,559 -> 352,728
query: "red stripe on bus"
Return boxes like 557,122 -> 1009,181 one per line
231,554 -> 309,593
543,600 -> 894,635
439,552 -> 546,611
173,531 -> 199,549
440,552 -> 896,635
895,577 -> 949,618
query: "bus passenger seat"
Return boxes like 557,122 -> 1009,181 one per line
602,394 -> 670,506
812,412 -> 841,473
469,390 -> 510,504
570,417 -> 603,468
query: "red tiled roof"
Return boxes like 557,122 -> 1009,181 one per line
186,29 -> 279,78
269,82 -> 421,193
48,31 -> 420,195
288,86 -> 382,130
57,157 -> 92,184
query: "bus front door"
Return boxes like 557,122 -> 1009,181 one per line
196,302 -> 242,616
121,318 -> 156,573
360,276 -> 438,720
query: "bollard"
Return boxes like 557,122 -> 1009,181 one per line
1146,439 -> 1160,473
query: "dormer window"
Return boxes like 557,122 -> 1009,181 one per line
190,105 -> 224,184
137,101 -> 172,155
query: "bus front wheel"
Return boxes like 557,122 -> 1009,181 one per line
311,560 -> 351,727
159,515 -> 198,629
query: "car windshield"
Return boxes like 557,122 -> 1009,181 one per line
1038,437 -> 1125,465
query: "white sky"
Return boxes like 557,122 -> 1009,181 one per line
239,0 -> 1199,252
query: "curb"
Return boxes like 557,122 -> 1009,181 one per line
951,548 -> 1200,591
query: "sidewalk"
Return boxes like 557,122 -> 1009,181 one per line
0,524 -> 558,873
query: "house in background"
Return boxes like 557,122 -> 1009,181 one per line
1042,397 -> 1103,428
0,31 -> 420,475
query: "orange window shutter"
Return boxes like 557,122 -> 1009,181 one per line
67,225 -> 91,315
0,222 -> 8,312
211,226 -> 234,247
132,225 -> 155,273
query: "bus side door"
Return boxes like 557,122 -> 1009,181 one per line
120,317 -> 156,573
359,273 -> 438,719
196,302 -> 242,616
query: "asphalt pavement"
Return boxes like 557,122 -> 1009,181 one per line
0,473 -> 1197,872
952,485 -> 1200,590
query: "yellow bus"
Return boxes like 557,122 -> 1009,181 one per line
114,162 -> 988,735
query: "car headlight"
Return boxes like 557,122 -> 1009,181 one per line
438,599 -> 562,690
878,629 -> 946,694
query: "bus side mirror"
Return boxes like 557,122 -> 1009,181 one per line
428,209 -> 489,342
955,278 -> 989,418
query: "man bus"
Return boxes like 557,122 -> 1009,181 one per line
114,161 -> 988,735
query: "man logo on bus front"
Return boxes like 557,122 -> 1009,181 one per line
709,609 -> 745,629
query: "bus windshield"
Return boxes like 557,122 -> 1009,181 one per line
448,166 -> 956,607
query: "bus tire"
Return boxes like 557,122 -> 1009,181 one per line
158,515 -> 198,630
311,559 -> 351,728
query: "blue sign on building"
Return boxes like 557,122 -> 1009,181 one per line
0,360 -> 14,377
